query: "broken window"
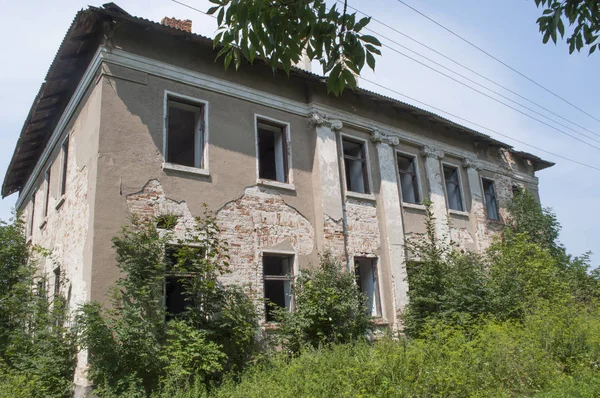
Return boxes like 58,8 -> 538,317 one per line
60,137 -> 69,197
53,266 -> 61,298
28,192 -> 36,237
482,178 -> 500,221
43,168 -> 51,218
263,253 -> 293,322
443,165 -> 464,211
163,245 -> 201,320
257,119 -> 289,183
166,97 -> 204,168
397,154 -> 420,204
342,138 -> 370,194
354,257 -> 381,317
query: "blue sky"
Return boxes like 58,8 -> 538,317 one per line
0,0 -> 598,265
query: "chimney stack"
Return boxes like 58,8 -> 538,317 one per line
161,17 -> 192,33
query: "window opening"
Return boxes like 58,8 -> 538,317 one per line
354,257 -> 382,317
397,154 -> 420,204
43,168 -> 51,218
343,138 -> 370,194
53,267 -> 61,298
163,245 -> 201,320
257,119 -> 288,183
28,192 -> 36,236
166,97 -> 204,168
482,179 -> 500,220
443,165 -> 464,211
263,253 -> 293,322
60,138 -> 69,196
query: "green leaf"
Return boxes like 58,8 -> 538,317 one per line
557,18 -> 565,37
207,6 -> 219,15
361,35 -> 382,46
217,7 -> 225,26
589,44 -> 597,55
354,17 -> 371,32
366,51 -> 376,70
365,44 -> 381,55
342,68 -> 357,90
224,51 -> 233,69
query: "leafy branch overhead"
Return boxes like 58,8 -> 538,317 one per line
207,0 -> 382,95
534,0 -> 600,55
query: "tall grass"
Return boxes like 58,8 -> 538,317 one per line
154,302 -> 600,398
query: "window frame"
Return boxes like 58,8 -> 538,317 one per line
56,136 -> 69,209
27,191 -> 36,238
163,244 -> 205,320
339,133 -> 374,198
353,256 -> 384,319
254,114 -> 294,190
42,167 -> 51,221
481,177 -> 500,221
162,91 -> 210,176
441,162 -> 466,213
262,250 -> 296,322
395,150 -> 423,205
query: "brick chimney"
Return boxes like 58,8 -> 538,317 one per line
161,17 -> 192,33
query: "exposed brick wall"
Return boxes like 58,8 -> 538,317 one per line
160,17 -> 192,32
346,198 -> 381,256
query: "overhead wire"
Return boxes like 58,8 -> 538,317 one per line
171,0 -> 600,170
338,0 -> 600,139
358,76 -> 600,172
394,0 -> 600,125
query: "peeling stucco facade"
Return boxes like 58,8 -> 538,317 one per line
7,9 -> 551,393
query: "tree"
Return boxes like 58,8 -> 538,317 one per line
76,209 -> 258,396
207,0 -> 382,95
273,252 -> 372,353
534,0 -> 600,55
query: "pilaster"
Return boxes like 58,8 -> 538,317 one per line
370,129 -> 408,321
421,146 -> 449,242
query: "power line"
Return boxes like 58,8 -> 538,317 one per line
394,0 -> 600,125
172,0 -> 217,19
340,0 -> 600,139
172,0 -> 600,169
370,37 -> 600,151
365,27 -> 600,147
359,76 -> 600,172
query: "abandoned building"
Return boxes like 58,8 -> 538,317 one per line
2,3 -> 553,392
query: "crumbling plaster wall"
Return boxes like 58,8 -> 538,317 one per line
18,81 -> 102,391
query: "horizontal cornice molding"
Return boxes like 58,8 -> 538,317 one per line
16,47 -> 537,208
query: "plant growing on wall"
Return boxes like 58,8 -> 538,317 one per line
273,251 -> 372,353
76,208 -> 258,396
0,215 -> 77,398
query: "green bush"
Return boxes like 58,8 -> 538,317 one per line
0,216 -> 77,398
273,252 -> 373,353
76,209 -> 258,396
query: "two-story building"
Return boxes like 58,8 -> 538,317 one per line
2,3 -> 553,392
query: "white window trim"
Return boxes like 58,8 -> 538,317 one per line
41,166 -> 51,225
162,90 -> 209,175
441,161 -> 467,214
480,176 -> 500,221
339,132 -> 375,200
254,114 -> 295,190
261,249 -> 298,315
350,254 -> 386,320
395,149 -> 423,205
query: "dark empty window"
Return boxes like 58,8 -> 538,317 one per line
257,120 -> 288,183
354,257 -> 381,317
263,253 -> 293,322
343,138 -> 370,194
443,165 -> 464,211
164,245 -> 201,320
53,267 -> 61,298
397,154 -> 420,204
166,97 -> 204,168
482,178 -> 500,221
28,192 -> 36,236
60,138 -> 69,197
43,168 -> 51,218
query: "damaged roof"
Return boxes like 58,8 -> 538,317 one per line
2,2 -> 554,198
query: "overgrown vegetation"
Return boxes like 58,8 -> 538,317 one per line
272,252 -> 372,353
76,209 -> 258,396
2,189 -> 599,397
0,216 -> 76,398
